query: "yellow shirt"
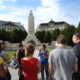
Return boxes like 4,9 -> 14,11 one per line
0,57 -> 3,64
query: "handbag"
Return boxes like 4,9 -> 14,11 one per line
72,72 -> 80,80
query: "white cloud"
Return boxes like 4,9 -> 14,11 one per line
0,6 -> 32,31
34,0 -> 65,29
34,0 -> 80,29
0,5 -> 7,10
41,0 -> 59,7
0,0 -> 80,32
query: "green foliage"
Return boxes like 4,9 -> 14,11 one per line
61,25 -> 75,46
41,30 -> 45,42
44,31 -> 51,42
35,31 -> 42,42
5,50 -> 15,63
0,28 -> 27,43
51,29 -> 60,41
0,29 -> 11,41
76,22 -> 80,33
10,29 -> 27,43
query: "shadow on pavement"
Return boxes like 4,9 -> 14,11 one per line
38,78 -> 46,80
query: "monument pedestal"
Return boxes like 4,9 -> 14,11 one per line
22,36 -> 40,45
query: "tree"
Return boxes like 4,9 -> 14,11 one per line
40,30 -> 45,42
44,31 -> 51,43
0,29 -> 10,41
35,31 -> 42,42
51,29 -> 60,41
10,29 -> 18,43
61,25 -> 75,46
10,29 -> 27,43
76,22 -> 80,33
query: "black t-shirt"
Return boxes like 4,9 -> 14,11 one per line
18,49 -> 25,65
73,42 -> 80,71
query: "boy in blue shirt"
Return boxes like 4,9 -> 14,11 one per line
10,53 -> 18,69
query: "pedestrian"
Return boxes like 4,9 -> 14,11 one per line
72,33 -> 80,71
10,53 -> 18,69
16,43 -> 25,77
48,35 -> 78,80
0,43 -> 6,80
20,43 -> 41,80
0,42 -> 11,80
38,44 -> 49,80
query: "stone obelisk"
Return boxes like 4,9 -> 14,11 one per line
28,10 -> 35,36
22,10 -> 40,45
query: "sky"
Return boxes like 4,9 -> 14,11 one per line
0,0 -> 80,31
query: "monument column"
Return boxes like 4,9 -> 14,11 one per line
22,10 -> 40,45
28,10 -> 35,36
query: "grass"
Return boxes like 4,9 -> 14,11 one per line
4,48 -> 73,63
47,48 -> 73,52
47,49 -> 53,52
5,50 -> 15,63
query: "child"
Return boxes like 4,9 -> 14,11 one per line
10,53 -> 18,69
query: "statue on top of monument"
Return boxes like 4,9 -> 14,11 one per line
30,10 -> 32,12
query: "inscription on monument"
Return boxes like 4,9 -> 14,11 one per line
30,26 -> 33,28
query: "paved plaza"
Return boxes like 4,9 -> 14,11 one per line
9,49 -> 46,80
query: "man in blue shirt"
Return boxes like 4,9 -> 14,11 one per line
38,44 -> 49,80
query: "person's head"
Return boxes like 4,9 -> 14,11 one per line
72,33 -> 80,43
40,44 -> 46,50
1,42 -> 6,50
19,43 -> 23,49
56,35 -> 67,46
25,43 -> 35,57
13,53 -> 16,58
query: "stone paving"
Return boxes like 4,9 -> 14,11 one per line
8,49 -> 46,80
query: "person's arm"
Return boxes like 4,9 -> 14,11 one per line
38,50 -> 40,57
2,54 -> 9,61
73,47 -> 79,60
48,52 -> 53,80
37,60 -> 41,74
0,64 -> 6,78
48,63 -> 53,80
11,57 -> 14,61
0,58 -> 6,78
16,50 -> 19,61
72,52 -> 78,72
43,50 -> 49,58
73,63 -> 78,72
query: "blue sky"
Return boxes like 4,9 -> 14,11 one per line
0,0 -> 80,31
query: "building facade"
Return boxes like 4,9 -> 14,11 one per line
36,19 -> 69,32
0,20 -> 25,31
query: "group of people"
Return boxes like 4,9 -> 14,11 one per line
0,33 -> 80,80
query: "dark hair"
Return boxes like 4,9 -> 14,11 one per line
19,43 -> 23,48
73,33 -> 80,39
1,41 -> 5,45
57,35 -> 67,44
25,44 -> 35,56
41,44 -> 46,48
